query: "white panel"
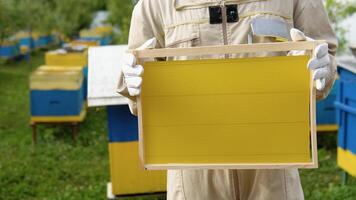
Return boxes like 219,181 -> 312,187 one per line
88,45 -> 129,107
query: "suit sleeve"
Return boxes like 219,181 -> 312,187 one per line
293,0 -> 338,101
117,0 -> 165,115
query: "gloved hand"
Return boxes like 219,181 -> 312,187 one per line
289,28 -> 330,91
122,38 -> 157,96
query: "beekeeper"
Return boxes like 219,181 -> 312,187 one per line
117,0 -> 338,199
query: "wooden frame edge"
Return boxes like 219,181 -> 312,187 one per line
135,52 -> 146,170
309,42 -> 319,169
144,162 -> 318,170
133,41 -> 323,59
137,96 -> 145,169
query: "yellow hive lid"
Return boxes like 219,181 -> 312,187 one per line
15,31 -> 31,39
46,49 -> 88,56
45,50 -> 88,67
38,65 -> 84,72
69,40 -> 99,47
31,31 -> 47,39
30,67 -> 83,90
0,40 -> 17,46
31,31 -> 40,39
93,26 -> 113,36
79,29 -> 101,38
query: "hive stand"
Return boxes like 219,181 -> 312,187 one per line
31,122 -> 79,143
30,107 -> 86,143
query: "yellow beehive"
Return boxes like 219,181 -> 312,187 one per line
109,142 -> 166,195
79,29 -> 101,38
93,26 -> 113,36
69,40 -> 99,48
45,51 -> 88,67
38,65 -> 83,73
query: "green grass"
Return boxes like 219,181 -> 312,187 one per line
0,53 -> 356,199
0,53 -> 109,200
301,136 -> 356,200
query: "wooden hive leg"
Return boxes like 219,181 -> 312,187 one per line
71,123 -> 79,142
31,123 -> 37,144
342,171 -> 349,185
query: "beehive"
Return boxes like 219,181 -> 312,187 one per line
336,64 -> 356,177
45,51 -> 88,99
45,51 -> 87,67
316,79 -> 339,132
36,35 -> 52,49
80,29 -> 101,38
15,31 -> 35,50
93,26 -> 113,36
107,105 -> 166,195
79,29 -> 112,46
30,67 -> 85,122
69,40 -> 99,48
0,41 -> 20,59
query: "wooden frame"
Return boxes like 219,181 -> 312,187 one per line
133,41 -> 320,170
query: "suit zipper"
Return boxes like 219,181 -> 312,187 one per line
220,2 -> 229,58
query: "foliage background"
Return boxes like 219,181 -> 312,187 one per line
325,0 -> 356,52
0,0 -> 107,41
1,0 -> 355,48
107,0 -> 136,44
1,0 -> 356,199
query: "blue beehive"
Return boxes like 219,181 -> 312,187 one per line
83,66 -> 89,100
106,105 -> 166,196
36,36 -> 46,48
101,36 -> 113,46
0,42 -> 20,59
19,37 -> 35,50
316,79 -> 339,129
80,36 -> 112,46
107,105 -> 138,143
37,35 -> 52,48
336,63 -> 356,177
15,31 -> 34,50
30,67 -> 84,117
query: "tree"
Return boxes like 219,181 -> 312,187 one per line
0,0 -> 21,43
89,0 -> 107,11
52,0 -> 109,37
325,0 -> 356,52
13,0 -> 56,34
52,0 -> 95,37
107,0 -> 136,44
0,0 -> 107,42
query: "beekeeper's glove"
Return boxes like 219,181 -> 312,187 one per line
289,28 -> 330,91
122,38 -> 157,96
